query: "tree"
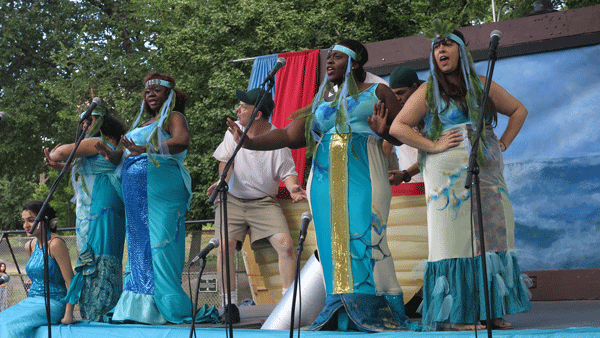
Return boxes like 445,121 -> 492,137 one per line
0,0 -> 159,229
153,0 -> 425,221
0,0 -> 84,229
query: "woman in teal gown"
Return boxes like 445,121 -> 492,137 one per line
0,201 -> 74,337
99,72 -> 216,324
46,111 -> 127,322
226,40 -> 418,332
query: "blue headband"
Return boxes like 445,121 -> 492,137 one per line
145,79 -> 174,89
332,45 -> 356,61
79,108 -> 105,119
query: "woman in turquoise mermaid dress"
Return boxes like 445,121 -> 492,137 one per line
99,73 -> 217,324
390,28 -> 530,330
46,111 -> 127,322
226,40 -> 416,332
0,201 -> 74,337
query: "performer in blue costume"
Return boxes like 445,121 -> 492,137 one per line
226,40 -> 418,332
46,109 -> 127,322
390,25 -> 531,331
0,201 -> 74,337
98,72 -> 217,324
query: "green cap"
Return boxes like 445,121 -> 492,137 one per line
236,88 -> 275,118
389,66 -> 424,89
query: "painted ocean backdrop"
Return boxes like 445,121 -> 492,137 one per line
505,155 -> 600,271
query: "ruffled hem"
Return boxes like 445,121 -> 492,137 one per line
421,251 -> 532,328
105,291 -> 220,325
309,293 -> 422,332
106,291 -> 167,325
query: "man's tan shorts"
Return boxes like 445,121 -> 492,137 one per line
214,194 -> 290,249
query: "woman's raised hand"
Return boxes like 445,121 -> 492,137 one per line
226,118 -> 243,143
432,129 -> 464,153
368,100 -> 389,137
43,144 -> 64,170
121,136 -> 145,157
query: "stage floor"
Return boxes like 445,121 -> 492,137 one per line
32,300 -> 600,338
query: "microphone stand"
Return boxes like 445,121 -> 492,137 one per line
208,79 -> 276,338
464,43 -> 499,338
289,220 -> 309,338
29,118 -> 91,338
189,256 -> 209,338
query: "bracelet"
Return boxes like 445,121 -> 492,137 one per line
402,170 -> 411,183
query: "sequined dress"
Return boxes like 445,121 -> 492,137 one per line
420,102 -> 531,327
0,239 -> 67,337
108,119 -> 195,324
307,84 -> 413,332
63,139 -> 126,321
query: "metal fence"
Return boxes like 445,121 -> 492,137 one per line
0,225 -> 252,315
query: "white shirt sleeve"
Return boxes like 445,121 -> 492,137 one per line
275,147 -> 298,182
212,122 -> 242,162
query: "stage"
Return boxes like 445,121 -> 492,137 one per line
31,300 -> 600,337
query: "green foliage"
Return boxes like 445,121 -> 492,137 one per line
423,19 -> 459,40
153,0 -> 425,220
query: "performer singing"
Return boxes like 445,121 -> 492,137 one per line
98,73 -> 217,324
226,39 -> 419,332
0,201 -> 74,337
389,24 -> 531,330
45,109 -> 126,322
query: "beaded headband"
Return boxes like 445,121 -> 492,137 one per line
145,79 -> 173,89
432,33 -> 465,47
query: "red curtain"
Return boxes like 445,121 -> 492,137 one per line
271,50 -> 320,197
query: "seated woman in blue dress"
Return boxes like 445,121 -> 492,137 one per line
0,201 -> 75,337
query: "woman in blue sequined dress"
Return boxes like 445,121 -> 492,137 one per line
98,73 -> 212,324
226,40 -> 419,332
0,201 -> 74,337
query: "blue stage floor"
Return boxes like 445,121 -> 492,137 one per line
33,324 -> 600,338
32,300 -> 600,338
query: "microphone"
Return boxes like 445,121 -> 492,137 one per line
190,238 -> 219,265
0,274 -> 9,285
489,30 -> 502,51
0,111 -> 7,122
80,97 -> 102,122
299,211 -> 312,243
261,57 -> 286,84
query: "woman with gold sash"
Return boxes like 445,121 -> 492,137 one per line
226,39 -> 421,332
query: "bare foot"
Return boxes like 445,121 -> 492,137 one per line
61,316 -> 76,325
440,323 -> 486,331
491,318 -> 514,330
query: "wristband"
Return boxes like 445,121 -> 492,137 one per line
402,170 -> 411,183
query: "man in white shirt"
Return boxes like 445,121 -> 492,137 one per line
208,88 -> 306,322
